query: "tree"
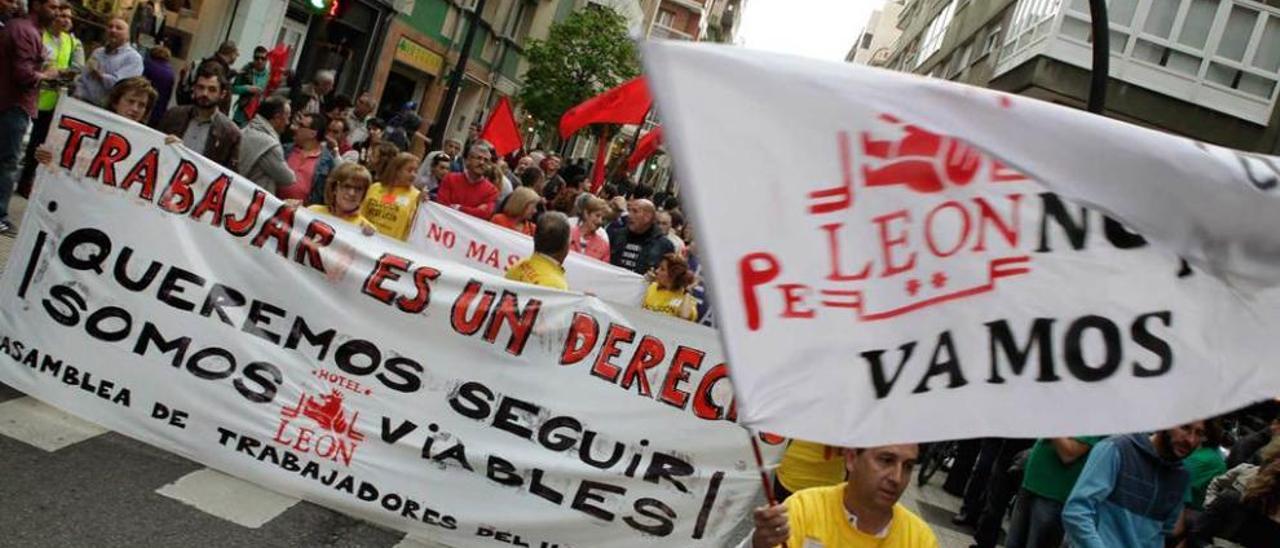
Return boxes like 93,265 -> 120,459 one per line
518,6 -> 641,147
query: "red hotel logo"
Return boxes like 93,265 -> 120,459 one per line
740,112 -> 1033,330
273,389 -> 366,466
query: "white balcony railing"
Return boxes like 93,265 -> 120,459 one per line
994,0 -> 1280,125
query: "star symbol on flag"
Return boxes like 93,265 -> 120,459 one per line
931,271 -> 948,288
905,278 -> 921,296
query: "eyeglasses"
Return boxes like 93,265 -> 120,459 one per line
337,183 -> 367,194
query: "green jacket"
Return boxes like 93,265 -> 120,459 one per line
231,66 -> 269,126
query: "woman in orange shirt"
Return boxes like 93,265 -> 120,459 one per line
490,187 -> 540,236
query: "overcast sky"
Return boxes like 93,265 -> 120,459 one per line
737,0 -> 886,61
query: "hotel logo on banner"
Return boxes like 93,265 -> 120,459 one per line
275,389 -> 368,466
740,109 -> 1034,331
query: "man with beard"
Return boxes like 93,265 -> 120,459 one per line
751,444 -> 938,547
157,66 -> 241,170
73,16 -> 142,106
1062,421 -> 1206,548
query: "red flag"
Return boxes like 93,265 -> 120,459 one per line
559,77 -> 651,139
481,97 -> 523,157
626,125 -> 663,171
245,44 -> 291,121
591,127 -> 611,192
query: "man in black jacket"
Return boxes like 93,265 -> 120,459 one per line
607,198 -> 674,275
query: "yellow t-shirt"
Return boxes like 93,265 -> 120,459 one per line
505,253 -> 568,290
360,183 -> 421,241
777,440 -> 847,494
785,483 -> 938,548
307,204 -> 375,231
643,283 -> 696,320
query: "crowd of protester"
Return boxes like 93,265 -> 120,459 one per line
3,3 -> 1278,548
0,0 -> 709,325
752,400 -> 1280,547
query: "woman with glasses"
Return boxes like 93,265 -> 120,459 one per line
308,162 -> 375,234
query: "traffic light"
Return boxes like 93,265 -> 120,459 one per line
306,0 -> 341,17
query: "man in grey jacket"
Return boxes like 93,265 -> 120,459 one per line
237,96 -> 293,195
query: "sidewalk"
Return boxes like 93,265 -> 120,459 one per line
0,195 -> 26,275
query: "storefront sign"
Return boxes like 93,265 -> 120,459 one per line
395,37 -> 443,76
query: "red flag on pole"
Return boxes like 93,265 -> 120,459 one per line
559,77 -> 652,139
481,97 -> 523,157
591,127 -> 612,192
245,43 -> 291,121
626,125 -> 663,171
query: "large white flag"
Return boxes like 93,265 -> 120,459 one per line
643,41 -> 1280,446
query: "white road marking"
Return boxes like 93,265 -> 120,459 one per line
0,396 -> 106,451
156,468 -> 300,528
393,535 -> 454,548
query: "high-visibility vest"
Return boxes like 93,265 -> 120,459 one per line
38,31 -> 80,112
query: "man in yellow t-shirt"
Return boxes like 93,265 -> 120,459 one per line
505,211 -> 570,290
753,444 -> 939,548
775,440 -> 847,501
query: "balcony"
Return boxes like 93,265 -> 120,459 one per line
652,23 -> 696,40
994,0 -> 1280,125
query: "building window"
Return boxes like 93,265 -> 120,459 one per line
861,32 -> 874,50
981,25 -> 1002,58
917,1 -> 957,68
657,9 -> 676,28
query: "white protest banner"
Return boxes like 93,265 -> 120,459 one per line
0,97 -> 782,547
642,41 -> 1280,446
409,202 -> 648,306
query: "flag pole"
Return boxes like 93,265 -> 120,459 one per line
605,107 -> 654,186
748,430 -> 787,548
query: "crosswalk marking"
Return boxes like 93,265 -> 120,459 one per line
393,536 -> 453,548
156,468 -> 301,529
0,396 -> 106,451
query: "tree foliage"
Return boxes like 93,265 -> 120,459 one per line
518,6 -> 640,144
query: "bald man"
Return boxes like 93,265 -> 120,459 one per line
607,198 -> 675,275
